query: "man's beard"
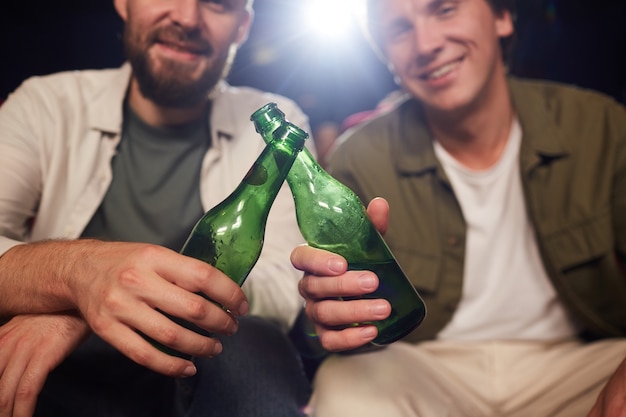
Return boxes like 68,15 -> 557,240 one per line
124,24 -> 236,108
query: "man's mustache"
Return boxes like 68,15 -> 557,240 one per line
150,25 -> 213,55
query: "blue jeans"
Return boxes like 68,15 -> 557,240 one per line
35,317 -> 311,417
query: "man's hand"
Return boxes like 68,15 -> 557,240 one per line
588,356 -> 626,417
0,313 -> 90,417
69,241 -> 249,377
0,240 -> 249,379
291,198 -> 392,352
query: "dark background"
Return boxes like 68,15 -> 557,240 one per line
0,0 -> 625,131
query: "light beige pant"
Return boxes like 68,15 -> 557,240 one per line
307,339 -> 626,417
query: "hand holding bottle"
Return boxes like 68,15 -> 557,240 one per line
0,239 -> 247,377
146,121 -> 308,358
61,241 -> 247,371
291,198 -> 397,352
253,104 -> 425,346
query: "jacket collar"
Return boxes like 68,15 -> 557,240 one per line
392,99 -> 439,176
88,63 -> 132,135
508,77 -> 571,172
389,77 -> 571,176
209,80 -> 238,144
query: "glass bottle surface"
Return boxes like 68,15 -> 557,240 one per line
251,103 -> 426,345
150,121 -> 307,358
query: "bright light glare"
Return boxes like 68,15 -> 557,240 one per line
304,0 -> 362,41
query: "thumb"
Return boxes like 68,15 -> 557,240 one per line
366,197 -> 389,236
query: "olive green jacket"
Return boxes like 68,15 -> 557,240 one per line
329,78 -> 626,343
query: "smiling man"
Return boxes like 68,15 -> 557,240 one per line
291,0 -> 626,415
0,0 -> 312,416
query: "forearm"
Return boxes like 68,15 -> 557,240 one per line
0,239 -> 91,316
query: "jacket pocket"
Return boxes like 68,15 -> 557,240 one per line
392,247 -> 440,293
543,209 -> 613,272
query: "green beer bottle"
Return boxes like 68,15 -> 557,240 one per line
150,121 -> 308,358
251,103 -> 426,345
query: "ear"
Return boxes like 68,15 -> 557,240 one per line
235,9 -> 254,46
495,10 -> 514,38
114,0 -> 129,21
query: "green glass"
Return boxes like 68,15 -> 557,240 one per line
251,103 -> 426,345
149,122 -> 307,358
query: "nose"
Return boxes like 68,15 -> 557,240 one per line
169,0 -> 201,30
413,18 -> 444,61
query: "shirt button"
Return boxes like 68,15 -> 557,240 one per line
447,236 -> 460,247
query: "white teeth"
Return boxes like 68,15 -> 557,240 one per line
427,61 -> 460,80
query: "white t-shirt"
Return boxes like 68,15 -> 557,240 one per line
434,119 -> 578,341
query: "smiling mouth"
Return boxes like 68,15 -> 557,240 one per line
420,58 -> 463,80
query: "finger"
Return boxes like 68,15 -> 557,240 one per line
10,315 -> 86,417
299,270 -> 379,299
159,256 -> 248,317
366,197 -> 390,236
11,360 -> 49,417
317,325 -> 378,352
132,273 -> 240,336
101,302 -> 226,360
306,298 -> 391,327
0,336 -> 29,417
96,320 -> 203,378
291,245 -> 347,276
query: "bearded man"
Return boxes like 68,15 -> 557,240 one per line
0,0 -> 312,416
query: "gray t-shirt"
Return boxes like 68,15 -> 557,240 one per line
82,102 -> 210,251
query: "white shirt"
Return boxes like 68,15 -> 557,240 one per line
0,64 -> 312,330
435,120 -> 578,341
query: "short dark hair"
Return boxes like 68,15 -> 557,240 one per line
364,0 -> 517,63
486,0 -> 516,15
486,0 -> 517,64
